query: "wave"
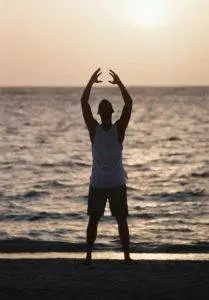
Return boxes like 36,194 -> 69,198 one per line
191,171 -> 209,178
163,159 -> 184,165
148,189 -> 205,201
132,212 -> 159,219
37,180 -> 70,188
39,161 -> 91,168
131,242 -> 209,253
0,161 -> 13,168
0,212 -> 84,222
130,211 -> 195,220
127,186 -> 140,191
125,163 -> 150,171
5,190 -> 50,201
40,163 -> 57,168
165,228 -> 192,233
74,162 -> 91,167
24,190 -> 50,198
167,152 -> 192,157
125,163 -> 143,168
166,136 -> 182,141
1,210 -> 192,222
39,161 -> 74,168
0,238 -> 86,253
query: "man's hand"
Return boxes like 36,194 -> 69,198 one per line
89,68 -> 102,85
108,69 -> 122,86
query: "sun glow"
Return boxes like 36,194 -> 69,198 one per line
125,0 -> 169,29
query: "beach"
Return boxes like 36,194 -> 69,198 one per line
1,258 -> 209,299
0,240 -> 209,300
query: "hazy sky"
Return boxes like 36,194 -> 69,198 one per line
1,0 -> 209,86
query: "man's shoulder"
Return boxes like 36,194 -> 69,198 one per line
87,119 -> 99,131
115,119 -> 124,131
88,120 -> 99,144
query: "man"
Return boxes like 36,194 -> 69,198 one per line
81,68 -> 133,264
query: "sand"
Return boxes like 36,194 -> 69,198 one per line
0,240 -> 209,299
1,258 -> 209,300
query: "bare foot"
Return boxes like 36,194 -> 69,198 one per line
124,257 -> 135,265
84,257 -> 92,265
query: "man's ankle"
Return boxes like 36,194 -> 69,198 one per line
86,244 -> 93,259
124,251 -> 130,260
84,256 -> 92,265
86,252 -> 92,259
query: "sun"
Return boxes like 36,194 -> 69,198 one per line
125,0 -> 168,29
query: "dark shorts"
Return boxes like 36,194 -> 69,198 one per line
88,185 -> 128,217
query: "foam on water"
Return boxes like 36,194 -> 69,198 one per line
1,252 -> 209,261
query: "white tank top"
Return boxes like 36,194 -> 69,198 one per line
90,123 -> 126,188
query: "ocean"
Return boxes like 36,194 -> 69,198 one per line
0,86 -> 208,252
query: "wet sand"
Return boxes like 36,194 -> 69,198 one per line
1,258 -> 209,300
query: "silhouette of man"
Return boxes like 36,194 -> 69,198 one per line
81,68 -> 133,264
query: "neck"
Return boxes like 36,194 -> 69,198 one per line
101,117 -> 112,129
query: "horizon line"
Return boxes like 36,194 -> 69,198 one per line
1,84 -> 209,88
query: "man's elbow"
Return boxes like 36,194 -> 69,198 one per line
125,99 -> 132,108
125,96 -> 133,105
81,99 -> 87,108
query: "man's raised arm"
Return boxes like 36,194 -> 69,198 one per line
81,68 -> 102,132
109,69 -> 133,142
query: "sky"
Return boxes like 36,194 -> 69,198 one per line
1,0 -> 209,86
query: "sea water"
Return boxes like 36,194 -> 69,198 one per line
0,87 -> 208,252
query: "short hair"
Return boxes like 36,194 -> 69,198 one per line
97,99 -> 114,115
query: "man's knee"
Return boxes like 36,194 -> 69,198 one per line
89,215 -> 100,225
116,215 -> 127,225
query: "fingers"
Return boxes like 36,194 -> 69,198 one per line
96,72 -> 102,83
95,67 -> 101,73
109,69 -> 119,81
109,69 -> 116,76
109,69 -> 121,85
90,68 -> 102,84
109,70 -> 116,84
93,68 -> 117,76
92,68 -> 101,77
90,68 -> 119,85
109,73 -> 114,79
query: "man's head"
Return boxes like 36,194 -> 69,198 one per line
97,99 -> 114,117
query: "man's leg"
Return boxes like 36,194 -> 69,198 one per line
116,216 -> 131,262
86,216 -> 100,263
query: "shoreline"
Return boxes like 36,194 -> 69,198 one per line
1,239 -> 209,253
1,251 -> 209,261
